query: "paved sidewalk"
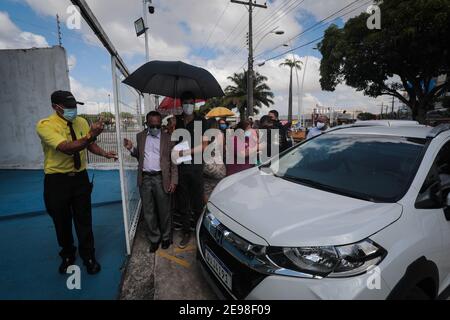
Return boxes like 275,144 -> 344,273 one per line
120,217 -> 216,300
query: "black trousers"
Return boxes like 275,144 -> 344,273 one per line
176,164 -> 204,234
44,170 -> 95,261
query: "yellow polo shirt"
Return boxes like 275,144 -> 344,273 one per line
36,113 -> 90,174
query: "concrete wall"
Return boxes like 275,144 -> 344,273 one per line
0,46 -> 70,169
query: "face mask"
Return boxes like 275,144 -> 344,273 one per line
219,124 -> 228,130
316,121 -> 325,129
182,103 -> 194,115
244,130 -> 252,138
60,107 -> 77,122
148,125 -> 161,136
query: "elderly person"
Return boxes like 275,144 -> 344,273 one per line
124,111 -> 178,252
307,115 -> 329,139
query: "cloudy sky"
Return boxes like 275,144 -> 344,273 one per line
0,0 -> 392,116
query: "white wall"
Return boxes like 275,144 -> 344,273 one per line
0,46 -> 70,169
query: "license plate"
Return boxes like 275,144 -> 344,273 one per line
204,246 -> 233,290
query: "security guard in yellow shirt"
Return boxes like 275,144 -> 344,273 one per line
36,90 -> 117,275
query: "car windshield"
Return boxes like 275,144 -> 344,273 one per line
269,134 -> 426,202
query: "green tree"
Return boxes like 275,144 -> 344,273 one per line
318,0 -> 450,123
119,112 -> 134,119
224,70 -> 274,121
279,58 -> 302,123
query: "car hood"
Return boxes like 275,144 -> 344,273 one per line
210,168 -> 403,247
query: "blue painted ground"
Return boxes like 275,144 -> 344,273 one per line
0,170 -> 127,300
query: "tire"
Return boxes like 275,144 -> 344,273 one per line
405,286 -> 431,300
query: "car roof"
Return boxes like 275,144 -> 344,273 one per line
327,120 -> 433,139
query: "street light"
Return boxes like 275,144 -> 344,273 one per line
247,27 -> 284,118
254,27 -> 285,52
135,0 -> 155,113
134,18 -> 146,37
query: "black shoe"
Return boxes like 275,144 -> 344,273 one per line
58,257 -> 76,274
84,258 -> 101,275
161,240 -> 171,250
149,242 -> 159,253
178,233 -> 190,249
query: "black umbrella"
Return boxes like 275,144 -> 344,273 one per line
122,60 -> 224,99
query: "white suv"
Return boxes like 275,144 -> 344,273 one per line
196,121 -> 450,300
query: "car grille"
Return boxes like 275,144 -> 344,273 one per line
198,223 -> 267,299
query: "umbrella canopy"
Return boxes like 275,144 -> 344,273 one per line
206,107 -> 235,118
159,97 -> 205,109
123,60 -> 224,99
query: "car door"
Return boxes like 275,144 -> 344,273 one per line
415,139 -> 450,294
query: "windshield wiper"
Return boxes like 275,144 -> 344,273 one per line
280,175 -> 378,202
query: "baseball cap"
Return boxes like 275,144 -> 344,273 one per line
51,90 -> 85,108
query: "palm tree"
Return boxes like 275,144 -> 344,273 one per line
279,58 -> 302,123
224,70 -> 274,121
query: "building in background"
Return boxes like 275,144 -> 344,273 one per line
0,46 -> 70,169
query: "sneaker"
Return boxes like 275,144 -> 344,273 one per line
178,233 -> 190,249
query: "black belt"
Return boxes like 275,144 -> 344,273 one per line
47,170 -> 87,177
143,171 -> 162,176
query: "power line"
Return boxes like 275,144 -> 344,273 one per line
226,0 -> 306,66
198,1 -> 231,57
252,0 -> 296,36
254,0 -> 305,39
263,35 -> 324,62
290,0 -> 364,43
255,0 -> 368,59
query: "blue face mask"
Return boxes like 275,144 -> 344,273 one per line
219,124 -> 228,130
61,107 -> 77,122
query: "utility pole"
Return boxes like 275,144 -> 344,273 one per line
380,102 -> 384,119
231,0 -> 267,118
56,14 -> 62,46
142,0 -> 155,113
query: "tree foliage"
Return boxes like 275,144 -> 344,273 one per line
279,58 -> 302,123
318,0 -> 450,123
224,70 -> 274,120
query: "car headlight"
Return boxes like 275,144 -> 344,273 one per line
267,239 -> 386,278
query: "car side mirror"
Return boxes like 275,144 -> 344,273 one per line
415,182 -> 442,209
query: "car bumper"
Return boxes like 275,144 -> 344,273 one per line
196,214 -> 391,300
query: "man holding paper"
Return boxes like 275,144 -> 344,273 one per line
174,91 -> 209,249
124,111 -> 178,252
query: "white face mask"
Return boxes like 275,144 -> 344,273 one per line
182,103 -> 194,115
316,121 -> 325,129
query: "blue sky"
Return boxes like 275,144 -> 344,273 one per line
0,0 -> 384,115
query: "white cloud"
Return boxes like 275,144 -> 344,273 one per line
69,76 -> 112,114
0,11 -> 48,49
67,54 -> 76,70
20,0 -> 385,117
